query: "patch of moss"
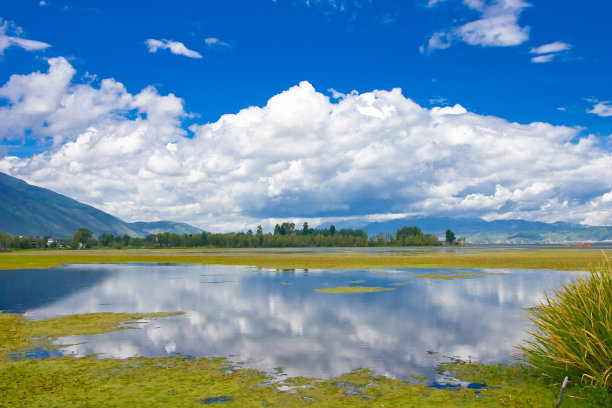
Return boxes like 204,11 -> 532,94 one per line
1,312 -> 610,407
350,279 -> 365,283
315,286 -> 396,294
415,274 -> 476,280
0,312 -> 182,357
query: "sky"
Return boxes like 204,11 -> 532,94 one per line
0,0 -> 611,232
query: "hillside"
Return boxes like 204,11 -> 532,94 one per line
0,172 -> 202,238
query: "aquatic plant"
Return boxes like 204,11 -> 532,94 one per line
518,254 -> 612,389
315,286 -> 395,294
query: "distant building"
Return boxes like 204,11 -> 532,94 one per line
47,237 -> 61,248
30,236 -> 40,248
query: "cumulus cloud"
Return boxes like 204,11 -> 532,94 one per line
2,59 -> 612,230
425,0 -> 530,52
0,19 -> 51,55
588,101 -> 612,117
145,39 -> 202,59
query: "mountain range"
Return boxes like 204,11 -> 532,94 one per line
2,171 -> 611,243
319,216 -> 612,244
0,172 -> 202,238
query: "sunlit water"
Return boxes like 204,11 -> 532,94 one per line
0,263 -> 581,382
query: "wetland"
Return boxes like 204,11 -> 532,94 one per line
1,247 -> 611,406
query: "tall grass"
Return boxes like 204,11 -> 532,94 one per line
518,254 -> 612,389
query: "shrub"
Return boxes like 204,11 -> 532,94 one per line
518,254 -> 612,389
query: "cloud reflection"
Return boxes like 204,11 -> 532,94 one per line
19,264 -> 579,380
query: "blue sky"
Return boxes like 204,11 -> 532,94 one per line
1,0 -> 611,231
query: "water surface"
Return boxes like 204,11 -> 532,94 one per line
0,263 -> 579,382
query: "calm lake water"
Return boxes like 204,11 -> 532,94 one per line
0,263 -> 580,382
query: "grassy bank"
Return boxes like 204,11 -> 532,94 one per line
1,247 -> 611,271
1,312 -> 610,407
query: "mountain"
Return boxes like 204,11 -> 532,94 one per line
318,216 -> 612,244
0,172 -> 202,238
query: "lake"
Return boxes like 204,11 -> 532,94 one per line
0,263 -> 580,383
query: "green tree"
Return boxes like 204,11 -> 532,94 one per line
329,225 -> 336,236
445,229 -> 456,245
72,228 -> 93,249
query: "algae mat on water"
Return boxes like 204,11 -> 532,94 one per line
1,312 -> 610,407
315,286 -> 395,294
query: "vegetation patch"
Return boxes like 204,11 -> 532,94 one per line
415,274 -> 476,280
1,247 -> 611,271
350,279 -> 365,283
518,255 -> 612,389
315,286 -> 396,294
1,312 -> 610,406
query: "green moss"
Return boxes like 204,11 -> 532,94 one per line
0,312 -> 182,357
1,312 -> 610,407
415,274 -> 476,280
315,286 -> 396,294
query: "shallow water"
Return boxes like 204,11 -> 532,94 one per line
0,263 -> 580,381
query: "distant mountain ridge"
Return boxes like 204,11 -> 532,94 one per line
318,216 -> 612,244
0,172 -> 202,238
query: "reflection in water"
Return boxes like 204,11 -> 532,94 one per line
3,263 -> 580,381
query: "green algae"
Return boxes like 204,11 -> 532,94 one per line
1,312 -> 610,407
0,311 -> 182,356
315,286 -> 396,294
350,279 -> 365,283
415,273 -> 476,280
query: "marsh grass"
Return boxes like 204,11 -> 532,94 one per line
518,255 -> 612,389
2,247 -> 610,271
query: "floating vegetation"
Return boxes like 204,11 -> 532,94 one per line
415,274 -> 476,280
279,282 -> 291,286
372,270 -> 395,274
350,279 -> 365,283
315,286 -> 396,294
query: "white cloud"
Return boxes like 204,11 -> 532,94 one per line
145,39 -> 202,59
530,41 -> 571,55
426,0 -> 530,52
0,19 -> 51,55
204,37 -> 230,49
530,54 -> 555,63
588,101 -> 612,117
2,60 -> 612,230
529,41 -> 571,63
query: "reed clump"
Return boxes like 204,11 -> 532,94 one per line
519,254 -> 612,389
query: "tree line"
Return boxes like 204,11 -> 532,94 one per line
1,223 -> 452,250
